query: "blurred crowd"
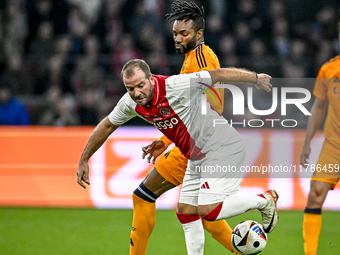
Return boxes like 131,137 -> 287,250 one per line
0,0 -> 339,127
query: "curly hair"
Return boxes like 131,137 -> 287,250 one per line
166,0 -> 205,31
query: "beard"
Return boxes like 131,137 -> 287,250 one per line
175,35 -> 197,54
133,78 -> 154,106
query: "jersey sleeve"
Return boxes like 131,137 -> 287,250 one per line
166,70 -> 212,101
203,51 -> 220,71
313,65 -> 328,101
193,46 -> 223,114
108,93 -> 139,126
204,53 -> 224,113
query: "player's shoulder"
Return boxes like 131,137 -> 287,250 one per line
194,43 -> 220,69
328,55 -> 340,63
118,92 -> 136,107
321,55 -> 340,69
200,43 -> 218,58
317,55 -> 340,78
201,43 -> 215,53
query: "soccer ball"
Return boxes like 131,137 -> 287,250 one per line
231,220 -> 267,255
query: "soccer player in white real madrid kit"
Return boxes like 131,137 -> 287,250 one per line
77,59 -> 279,255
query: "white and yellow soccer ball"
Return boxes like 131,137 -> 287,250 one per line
231,220 -> 267,255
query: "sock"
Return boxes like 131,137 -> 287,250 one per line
203,193 -> 267,221
177,213 -> 205,255
130,183 -> 159,255
303,208 -> 322,255
202,219 -> 241,255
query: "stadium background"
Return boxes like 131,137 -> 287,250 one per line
1,0 -> 340,254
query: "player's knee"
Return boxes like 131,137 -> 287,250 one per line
133,182 -> 159,203
198,205 -> 212,218
307,185 -> 328,208
199,203 -> 222,220
311,182 -> 329,198
177,202 -> 199,215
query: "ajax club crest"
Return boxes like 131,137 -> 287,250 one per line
159,107 -> 171,117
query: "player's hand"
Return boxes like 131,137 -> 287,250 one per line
300,143 -> 311,167
142,140 -> 167,164
77,161 -> 90,189
255,74 -> 272,92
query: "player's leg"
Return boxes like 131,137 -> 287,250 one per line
130,167 -> 176,255
303,180 -> 333,255
150,146 -> 241,253
197,142 -> 279,234
176,170 -> 266,255
303,146 -> 340,255
176,161 -> 205,255
176,160 -> 244,255
201,219 -> 241,254
166,149 -> 243,254
198,179 -> 276,234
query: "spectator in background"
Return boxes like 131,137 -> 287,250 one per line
34,53 -> 72,95
272,17 -> 290,60
71,35 -> 105,94
93,0 -> 125,54
0,9 -> 4,62
281,39 -> 312,78
3,0 -> 27,59
112,34 -> 142,78
234,21 -> 252,56
289,39 -> 313,76
28,21 -> 55,83
218,34 -> 239,67
0,83 -> 30,125
0,55 -> 31,95
0,0 -> 339,126
65,0 -> 102,26
26,0 -> 69,39
315,5 -> 338,40
129,0 -> 165,40
33,35 -> 73,95
38,85 -> 80,126
77,88 -> 99,125
144,33 -> 170,75
205,14 -> 223,51
27,0 -> 54,39
67,6 -> 89,56
313,40 -> 334,73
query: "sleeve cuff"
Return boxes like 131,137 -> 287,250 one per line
160,135 -> 173,147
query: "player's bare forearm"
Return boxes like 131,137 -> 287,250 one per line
77,117 -> 119,188
303,98 -> 327,146
300,97 -> 327,166
79,117 -> 118,163
208,68 -> 272,92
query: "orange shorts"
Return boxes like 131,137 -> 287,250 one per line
155,146 -> 188,186
311,144 -> 340,189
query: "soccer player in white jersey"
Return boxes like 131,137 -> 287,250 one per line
77,59 -> 279,255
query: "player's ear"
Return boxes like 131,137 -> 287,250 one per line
196,29 -> 203,40
149,74 -> 155,85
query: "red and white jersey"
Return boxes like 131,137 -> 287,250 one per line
108,71 -> 242,160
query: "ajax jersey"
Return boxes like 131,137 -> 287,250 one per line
108,71 -> 241,160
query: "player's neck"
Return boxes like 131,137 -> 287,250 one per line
192,41 -> 204,51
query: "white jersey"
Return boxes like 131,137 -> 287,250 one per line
108,71 -> 242,160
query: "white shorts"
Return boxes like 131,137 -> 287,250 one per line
179,138 -> 246,206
